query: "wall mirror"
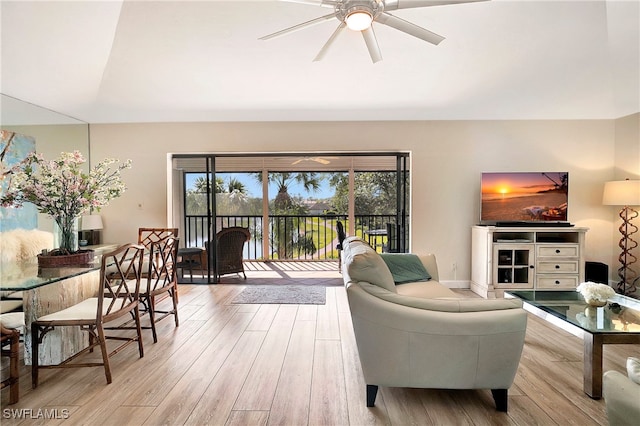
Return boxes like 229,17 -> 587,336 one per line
1,93 -> 90,231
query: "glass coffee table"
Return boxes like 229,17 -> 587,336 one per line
505,290 -> 640,399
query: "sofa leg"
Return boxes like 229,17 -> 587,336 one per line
491,389 -> 508,412
366,385 -> 378,407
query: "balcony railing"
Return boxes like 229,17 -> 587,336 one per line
183,214 -> 402,260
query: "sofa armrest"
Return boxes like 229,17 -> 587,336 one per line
603,370 -> 640,426
415,254 -> 439,282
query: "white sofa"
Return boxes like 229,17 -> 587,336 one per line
342,237 -> 528,412
603,357 -> 640,426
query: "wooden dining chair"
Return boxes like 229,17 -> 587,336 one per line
140,235 -> 180,343
138,228 -> 178,249
31,243 -> 145,388
1,312 -> 24,404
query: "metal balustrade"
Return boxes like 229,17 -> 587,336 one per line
183,214 -> 403,260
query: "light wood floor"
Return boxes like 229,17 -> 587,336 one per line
2,262 -> 638,425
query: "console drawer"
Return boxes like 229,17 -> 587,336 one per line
537,261 -> 579,273
537,276 -> 579,289
537,245 -> 579,257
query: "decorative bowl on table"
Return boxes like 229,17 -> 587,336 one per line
576,281 -> 615,308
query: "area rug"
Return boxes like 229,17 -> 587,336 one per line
232,285 -> 326,305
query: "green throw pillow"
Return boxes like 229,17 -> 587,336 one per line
380,253 -> 431,284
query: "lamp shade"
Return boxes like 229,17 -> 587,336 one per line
81,214 -> 104,231
602,179 -> 640,206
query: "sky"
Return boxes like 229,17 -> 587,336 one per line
185,172 -> 336,200
481,172 -> 568,196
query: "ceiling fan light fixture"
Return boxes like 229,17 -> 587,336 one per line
345,10 -> 373,31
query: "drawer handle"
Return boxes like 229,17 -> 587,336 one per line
555,280 -> 560,285
555,249 -> 561,254
555,265 -> 560,269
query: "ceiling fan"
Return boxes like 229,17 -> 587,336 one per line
260,0 -> 488,63
291,156 -> 338,165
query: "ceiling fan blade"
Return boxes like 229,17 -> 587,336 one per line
376,12 -> 444,45
362,27 -> 382,63
313,22 -> 346,62
281,0 -> 339,8
259,13 -> 336,40
384,0 -> 489,11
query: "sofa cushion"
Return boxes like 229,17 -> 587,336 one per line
344,238 -> 396,293
380,253 -> 431,284
396,281 -> 458,299
628,357 -> 640,385
357,282 -> 523,312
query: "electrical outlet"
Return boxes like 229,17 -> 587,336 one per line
452,262 -> 457,271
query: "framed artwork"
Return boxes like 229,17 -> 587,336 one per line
0,130 -> 37,231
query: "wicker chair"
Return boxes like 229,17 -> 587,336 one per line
205,227 -> 250,282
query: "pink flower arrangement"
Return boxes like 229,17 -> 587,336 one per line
1,150 -> 131,253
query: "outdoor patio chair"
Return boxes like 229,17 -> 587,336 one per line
205,227 -> 250,282
337,220 -> 346,271
31,243 -> 145,387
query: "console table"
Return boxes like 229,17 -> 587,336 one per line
505,290 -> 640,399
471,226 -> 588,298
0,244 -> 118,365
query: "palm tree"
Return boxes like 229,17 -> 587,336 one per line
254,172 -> 322,259
193,176 -> 224,193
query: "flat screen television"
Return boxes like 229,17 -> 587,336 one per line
480,172 -> 569,225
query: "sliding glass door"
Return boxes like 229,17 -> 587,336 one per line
171,152 -> 410,283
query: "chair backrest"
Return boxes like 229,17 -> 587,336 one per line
336,221 -> 346,248
99,244 -> 145,321
145,235 -> 179,293
210,227 -> 250,273
138,228 -> 178,250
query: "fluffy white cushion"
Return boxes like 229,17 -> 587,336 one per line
0,229 -> 54,262
627,357 -> 640,385
0,232 -> 21,262
20,229 -> 54,259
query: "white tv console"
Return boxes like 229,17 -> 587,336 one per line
470,225 -> 588,298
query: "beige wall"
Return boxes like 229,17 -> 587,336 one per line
609,112 -> 640,282
89,118 -> 630,285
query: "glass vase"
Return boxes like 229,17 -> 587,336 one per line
53,216 -> 79,254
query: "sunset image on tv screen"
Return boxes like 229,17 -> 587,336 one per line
481,172 -> 568,222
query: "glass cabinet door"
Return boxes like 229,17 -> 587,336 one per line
493,244 -> 534,288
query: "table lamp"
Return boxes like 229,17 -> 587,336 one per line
80,214 -> 104,246
602,179 -> 640,295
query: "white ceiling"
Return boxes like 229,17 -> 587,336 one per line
1,0 -> 638,124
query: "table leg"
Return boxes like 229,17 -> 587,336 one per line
583,333 -> 603,399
